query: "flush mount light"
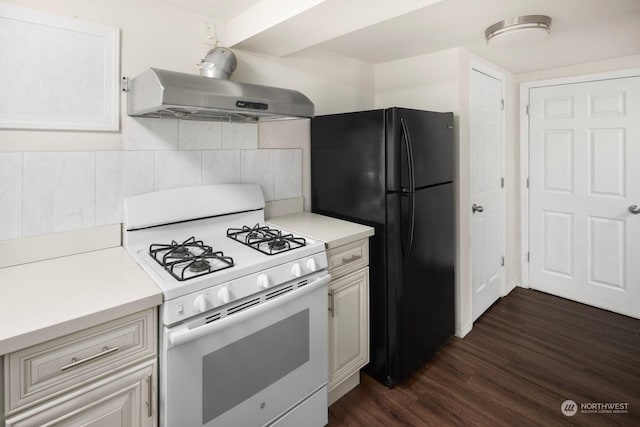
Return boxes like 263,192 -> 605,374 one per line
485,15 -> 551,47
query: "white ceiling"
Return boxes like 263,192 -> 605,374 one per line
154,0 -> 261,21
156,0 -> 640,74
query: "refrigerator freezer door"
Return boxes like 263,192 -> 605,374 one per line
381,183 -> 455,386
386,108 -> 454,192
311,110 -> 386,224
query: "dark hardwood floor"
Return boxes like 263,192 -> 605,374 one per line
328,287 -> 640,426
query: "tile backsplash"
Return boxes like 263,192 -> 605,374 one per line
0,118 -> 303,240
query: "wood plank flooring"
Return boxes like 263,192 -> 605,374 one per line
328,287 -> 640,426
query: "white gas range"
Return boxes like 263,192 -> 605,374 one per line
123,184 -> 330,427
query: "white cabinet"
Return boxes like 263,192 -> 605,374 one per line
3,309 -> 157,426
326,238 -> 370,405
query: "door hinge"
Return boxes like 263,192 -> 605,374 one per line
526,104 -> 530,115
526,177 -> 530,189
501,177 -> 504,188
527,252 -> 530,262
501,256 -> 505,267
501,99 -> 505,111
120,76 -> 129,92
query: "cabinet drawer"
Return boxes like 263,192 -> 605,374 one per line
5,358 -> 156,427
327,239 -> 369,278
5,309 -> 156,414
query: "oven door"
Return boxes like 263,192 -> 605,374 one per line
160,273 -> 330,427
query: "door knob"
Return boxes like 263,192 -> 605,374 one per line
472,204 -> 484,213
630,205 -> 640,214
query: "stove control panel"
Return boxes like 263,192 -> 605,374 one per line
161,252 -> 328,325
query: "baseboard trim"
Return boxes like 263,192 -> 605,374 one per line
503,280 -> 518,296
455,323 -> 472,338
328,371 -> 360,406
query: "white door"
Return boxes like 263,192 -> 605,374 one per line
529,76 -> 640,318
470,68 -> 505,322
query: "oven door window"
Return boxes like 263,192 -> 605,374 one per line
202,309 -> 309,423
163,283 -> 327,427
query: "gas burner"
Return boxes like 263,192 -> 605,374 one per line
171,245 -> 191,258
269,239 -> 287,251
149,236 -> 234,281
189,258 -> 210,273
227,224 -> 306,255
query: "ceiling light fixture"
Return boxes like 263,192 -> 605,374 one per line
485,15 -> 551,47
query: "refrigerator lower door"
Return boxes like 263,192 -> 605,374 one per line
383,183 -> 455,387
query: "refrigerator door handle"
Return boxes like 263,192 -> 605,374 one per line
400,118 -> 416,265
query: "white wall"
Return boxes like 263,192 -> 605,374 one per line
0,0 -> 374,244
518,54 -> 640,84
375,48 -> 461,113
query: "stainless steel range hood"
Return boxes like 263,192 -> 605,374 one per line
127,68 -> 314,122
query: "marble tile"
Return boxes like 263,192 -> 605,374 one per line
23,152 -> 95,236
258,119 -> 310,148
241,150 -> 274,201
202,150 -> 241,184
222,122 -> 258,149
273,149 -> 302,200
126,117 -> 179,150
179,120 -> 223,150
0,153 -> 23,240
95,151 -> 155,226
154,150 -> 202,191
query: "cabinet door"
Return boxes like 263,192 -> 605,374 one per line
328,267 -> 369,391
5,359 -> 156,427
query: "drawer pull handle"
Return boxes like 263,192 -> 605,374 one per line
60,346 -> 119,371
146,373 -> 153,417
328,289 -> 335,317
341,254 -> 362,264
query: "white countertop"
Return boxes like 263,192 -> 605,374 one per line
0,247 -> 162,355
267,212 -> 374,249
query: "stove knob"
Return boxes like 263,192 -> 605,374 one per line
306,258 -> 318,272
218,286 -> 231,304
291,263 -> 302,278
193,294 -> 208,313
257,273 -> 271,289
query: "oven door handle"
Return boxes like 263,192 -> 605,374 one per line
167,273 -> 331,349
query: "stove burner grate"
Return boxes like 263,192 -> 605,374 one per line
226,224 -> 306,255
149,236 -> 234,281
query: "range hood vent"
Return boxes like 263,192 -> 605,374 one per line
127,68 -> 314,123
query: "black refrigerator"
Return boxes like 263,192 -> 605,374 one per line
311,107 -> 455,388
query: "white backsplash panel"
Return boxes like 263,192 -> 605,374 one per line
126,117 -> 179,150
203,150 -> 242,184
0,120 -> 305,241
222,122 -> 259,149
179,121 -> 223,150
241,149 -> 274,201
155,150 -> 203,191
96,151 -> 154,226
0,153 -> 22,240
23,152 -> 96,237
274,149 -> 302,200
